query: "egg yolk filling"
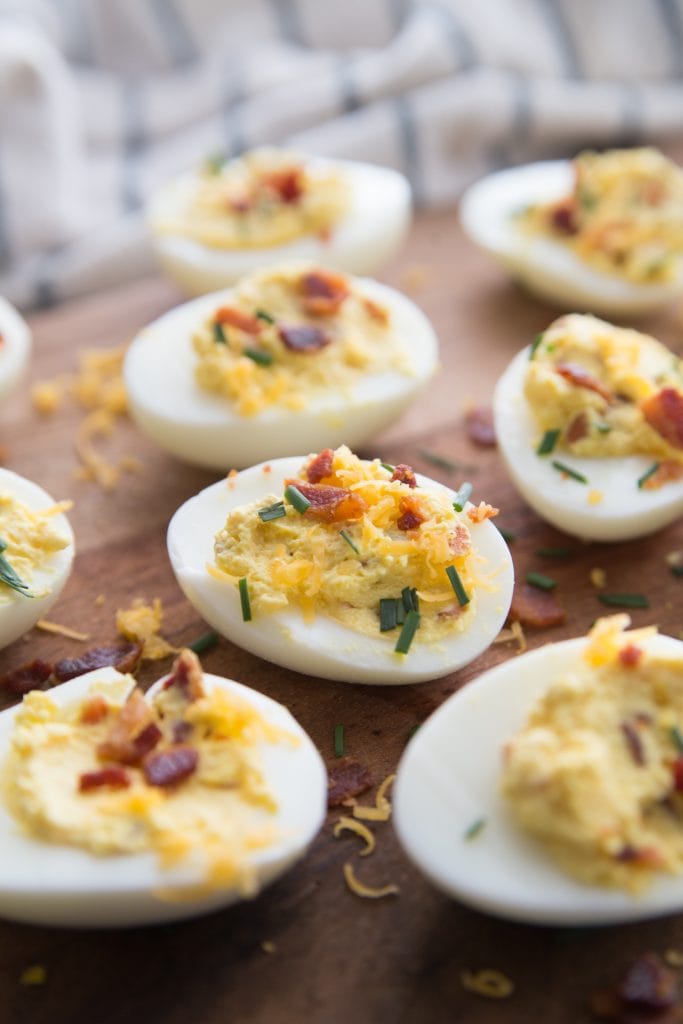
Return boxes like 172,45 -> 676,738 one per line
152,147 -> 350,249
519,147 -> 683,283
502,615 -> 683,893
0,492 -> 71,602
525,314 -> 683,489
193,265 -> 411,416
213,446 -> 499,647
3,649 -> 294,893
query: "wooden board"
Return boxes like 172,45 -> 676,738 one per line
2,207 -> 683,1024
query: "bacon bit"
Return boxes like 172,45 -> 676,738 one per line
641,388 -> 683,450
306,448 -> 334,483
54,642 -> 142,683
397,496 -> 427,531
172,720 -> 193,744
79,766 -> 131,792
566,411 -> 589,444
299,269 -> 350,317
327,757 -> 373,807
391,464 -> 417,488
79,695 -> 110,725
621,720 -> 646,765
549,199 -> 578,234
97,688 -> 160,764
467,501 -> 499,523
287,480 -> 367,523
589,953 -> 680,1022
619,644 -> 644,668
0,659 -> 53,696
262,167 -> 303,204
643,459 -> 683,490
143,745 -> 199,787
449,523 -> 472,556
278,324 -> 331,353
362,297 -> 390,326
464,406 -> 497,447
214,305 -> 262,336
162,648 -> 205,702
671,757 -> 683,792
556,362 -> 612,403
613,845 -> 663,868
509,583 -> 566,628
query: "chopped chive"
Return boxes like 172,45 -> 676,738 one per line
284,484 -> 311,514
243,347 -> 273,367
380,462 -> 395,473
529,333 -> 544,359
637,462 -> 660,489
497,527 -> 516,543
535,546 -> 573,558
598,593 -> 649,609
596,422 -> 612,434
258,501 -> 286,522
407,723 -> 421,740
204,152 -> 227,175
379,598 -> 398,632
334,723 -> 345,758
255,308 -> 275,324
446,565 -> 470,606
238,578 -> 252,621
395,610 -> 420,655
672,726 -> 683,754
526,570 -> 557,591
537,429 -> 561,456
188,630 -> 219,655
552,460 -> 588,484
395,599 -> 406,626
418,449 -> 458,472
0,537 -> 33,598
453,481 -> 473,512
402,586 -> 419,613
339,529 -> 360,555
463,817 -> 487,841
213,321 -> 227,344
670,565 -> 683,578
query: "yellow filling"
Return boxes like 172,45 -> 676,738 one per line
0,492 -> 71,602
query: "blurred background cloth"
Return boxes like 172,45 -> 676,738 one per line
2,0 -> 683,309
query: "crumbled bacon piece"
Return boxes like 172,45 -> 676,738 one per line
641,389 -> 683,450
549,199 -> 578,234
362,297 -> 390,326
306,448 -> 334,483
80,695 -> 110,725
162,648 -> 205,701
55,642 -> 142,683
621,719 -> 646,766
143,745 -> 199,787
262,167 -> 303,204
556,363 -> 612,403
619,644 -> 644,668
97,688 -> 162,765
214,306 -> 262,336
279,324 -> 331,353
287,480 -> 367,522
327,757 -> 373,807
299,269 -> 350,317
671,757 -> 683,792
391,464 -> 417,488
614,846 -> 662,867
467,502 -> 499,523
509,584 -> 566,628
0,659 -> 53,696
566,411 -> 589,444
396,496 -> 426,531
79,765 -> 131,792
449,523 -> 471,556
464,406 -> 497,447
642,459 -> 683,490
589,953 -> 680,1022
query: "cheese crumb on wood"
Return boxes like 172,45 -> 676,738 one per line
461,969 -> 514,999
342,862 -> 399,899
352,773 -> 395,822
590,567 -> 606,589
333,816 -> 375,856
115,598 -> 179,660
36,619 -> 89,642
19,965 -> 47,987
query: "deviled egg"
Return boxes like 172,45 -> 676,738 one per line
0,468 -> 74,648
167,446 -> 514,685
124,263 -> 438,471
0,296 -> 31,403
148,147 -> 411,295
0,650 -> 326,927
460,147 -> 683,316
493,313 -> 683,541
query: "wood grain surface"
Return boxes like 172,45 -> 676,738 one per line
2,205 -> 683,1024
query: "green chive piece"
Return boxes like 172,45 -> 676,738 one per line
418,449 -> 458,472
453,481 -> 473,512
552,460 -> 588,484
243,347 -> 273,367
446,565 -> 470,606
258,501 -> 286,523
407,723 -> 421,740
284,484 -> 311,514
535,546 -> 573,558
255,308 -> 275,324
670,565 -> 683,578
526,570 -> 557,591
395,598 -> 406,626
380,462 -> 395,473
188,631 -> 219,655
0,537 -> 33,598
334,723 -> 345,758
213,321 -> 227,344
596,422 -> 612,434
529,333 -> 544,359
637,462 -> 660,489
464,817 -> 487,841
598,593 -> 649,609
672,726 -> 683,754
537,429 -> 561,456
402,587 -> 419,613
379,598 -> 398,632
497,527 -> 516,543
204,152 -> 227,175
395,610 -> 420,655
238,577 -> 252,621
339,529 -> 360,555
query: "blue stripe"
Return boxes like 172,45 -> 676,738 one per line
147,0 -> 198,66
655,0 -> 683,76
336,54 -> 362,115
539,0 -> 582,78
266,0 -> 306,46
393,95 -> 422,204
424,1 -> 478,70
121,79 -> 145,212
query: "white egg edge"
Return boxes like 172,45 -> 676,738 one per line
459,160 -> 683,316
0,295 -> 31,403
0,664 -> 327,928
493,346 -> 683,541
148,159 -> 412,295
0,467 -> 75,649
166,456 -> 515,685
393,631 -> 683,926
123,274 -> 439,471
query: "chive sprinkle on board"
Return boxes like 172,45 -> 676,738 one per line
418,449 -> 458,472
637,462 -> 660,489
670,565 -> 683,578
188,630 -> 219,655
453,481 -> 473,512
537,429 -> 560,456
551,460 -> 588,484
395,610 -> 420,654
672,725 -> 683,754
284,484 -> 311,514
243,347 -> 273,367
598,592 -> 649,609
258,501 -> 286,522
463,817 -> 487,841
446,565 -> 470,606
525,570 -> 557,591
213,321 -> 227,344
529,333 -> 544,359
535,546 -> 573,558
255,309 -> 275,324
497,527 -> 516,543
379,598 -> 398,632
238,577 -> 252,621
334,723 -> 345,758
339,529 -> 360,555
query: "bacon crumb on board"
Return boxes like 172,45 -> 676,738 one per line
55,642 -> 142,682
327,757 -> 373,807
509,583 -> 566,628
0,660 -> 53,696
588,953 -> 680,1022
463,406 -> 497,447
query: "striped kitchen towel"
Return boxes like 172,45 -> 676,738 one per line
2,0 -> 683,308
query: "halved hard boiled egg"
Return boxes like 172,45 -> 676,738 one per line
493,313 -> 683,541
0,296 -> 31,403
167,447 -> 514,685
460,148 -> 683,316
148,148 -> 411,295
0,657 -> 326,927
124,263 -> 438,471
0,468 -> 74,648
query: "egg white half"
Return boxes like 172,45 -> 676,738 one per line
0,296 -> 31,403
393,631 -> 683,926
493,346 -> 683,541
124,277 -> 438,471
0,665 -> 327,928
460,161 -> 683,316
167,456 -> 514,685
0,468 -> 75,649
149,159 -> 411,296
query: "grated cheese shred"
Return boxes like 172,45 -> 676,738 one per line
342,862 -> 399,899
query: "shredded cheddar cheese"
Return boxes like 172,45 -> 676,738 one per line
36,619 -> 89,642
342,862 -> 399,899
461,969 -> 515,999
333,816 -> 375,856
115,597 -> 179,660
